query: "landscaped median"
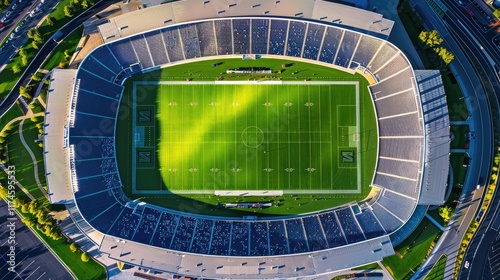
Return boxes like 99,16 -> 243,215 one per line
453,153 -> 500,278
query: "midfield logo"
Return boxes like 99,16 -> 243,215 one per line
341,150 -> 354,163
138,151 -> 152,163
138,110 -> 151,123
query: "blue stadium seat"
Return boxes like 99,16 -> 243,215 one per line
78,70 -> 124,100
214,20 -> 233,55
74,173 -> 121,199
232,19 -> 250,54
195,21 -> 217,56
319,27 -> 342,63
91,46 -> 123,74
150,212 -> 180,248
302,23 -> 325,60
286,21 -> 306,57
335,31 -> 360,68
230,221 -> 250,256
107,39 -> 139,69
251,19 -> 269,54
162,27 -> 185,62
108,207 -> 141,239
190,219 -> 214,254
285,219 -> 309,254
355,208 -> 386,239
318,212 -> 347,248
73,157 -> 117,179
179,24 -> 202,59
350,36 -> 382,68
130,35 -> 154,70
336,208 -> 365,243
144,31 -> 169,66
81,55 -> 117,82
210,221 -> 231,255
302,216 -> 328,251
170,216 -> 197,252
70,136 -> 115,161
268,220 -> 289,255
372,203 -> 403,233
132,207 -> 163,243
249,222 -> 269,256
269,19 -> 288,55
70,114 -> 115,137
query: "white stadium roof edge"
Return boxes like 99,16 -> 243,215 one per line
43,0 -> 450,278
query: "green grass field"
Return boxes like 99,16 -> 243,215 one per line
117,58 -> 377,215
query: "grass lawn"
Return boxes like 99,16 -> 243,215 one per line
117,58 -> 377,216
2,119 -> 45,200
0,39 -> 38,101
0,104 -> 23,129
38,0 -> 95,38
353,262 -> 381,271
450,125 -> 469,149
450,153 -> 468,189
382,219 -> 442,280
41,26 -> 83,70
424,254 -> 446,280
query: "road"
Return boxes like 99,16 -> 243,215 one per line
0,199 -> 73,279
0,0 -> 119,118
409,0 -> 496,279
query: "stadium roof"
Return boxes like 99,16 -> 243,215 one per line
44,69 -> 77,204
100,234 -> 394,278
99,0 -> 393,43
415,70 -> 450,205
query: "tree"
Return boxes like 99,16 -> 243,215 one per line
439,206 -> 454,223
21,217 -> 36,227
64,5 -> 73,17
81,252 -> 90,262
21,56 -> 28,66
19,85 -> 31,99
32,40 -> 40,50
59,61 -> 69,69
27,28 -> 36,39
21,203 -> 29,213
31,74 -> 41,81
70,242 -> 78,253
494,9 -> 500,19
33,30 -> 44,43
19,47 -> 26,57
0,185 -> 7,199
46,16 -> 55,26
64,49 -> 72,60
418,30 -> 443,49
28,199 -> 41,214
434,47 -> 454,66
81,0 -> 89,9
12,64 -> 21,73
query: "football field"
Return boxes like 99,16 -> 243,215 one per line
130,81 -> 376,194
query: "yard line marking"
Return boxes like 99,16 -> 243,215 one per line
329,86 -> 333,189
319,85 -> 323,190
308,84 -> 312,190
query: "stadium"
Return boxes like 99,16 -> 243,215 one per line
43,0 -> 451,278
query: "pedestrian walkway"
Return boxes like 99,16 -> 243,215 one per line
425,213 -> 446,231
451,148 -> 468,153
450,121 -> 469,125
18,119 -> 48,199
